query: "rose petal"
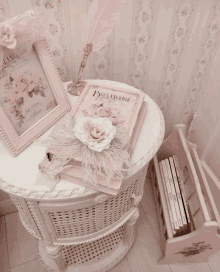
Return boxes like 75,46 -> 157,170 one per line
5,38 -> 17,49
74,116 -> 117,152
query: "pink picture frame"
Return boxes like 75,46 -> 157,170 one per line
0,39 -> 71,157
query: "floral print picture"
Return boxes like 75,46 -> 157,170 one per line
0,44 -> 58,136
76,84 -> 141,137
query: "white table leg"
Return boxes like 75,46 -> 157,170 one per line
39,241 -> 66,272
123,207 -> 139,247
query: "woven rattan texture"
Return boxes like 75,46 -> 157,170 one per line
47,180 -> 137,239
62,225 -> 125,266
10,195 -> 36,235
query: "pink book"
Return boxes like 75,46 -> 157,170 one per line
159,161 -> 177,237
41,82 -> 146,194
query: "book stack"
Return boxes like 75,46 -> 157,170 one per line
158,155 -> 192,237
42,82 -> 147,195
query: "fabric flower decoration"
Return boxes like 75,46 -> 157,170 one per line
83,104 -> 125,126
74,116 -> 117,152
0,23 -> 17,49
100,107 -> 124,126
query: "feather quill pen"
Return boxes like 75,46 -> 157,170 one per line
82,0 -> 127,52
68,0 -> 128,95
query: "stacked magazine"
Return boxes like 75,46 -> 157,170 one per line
158,155 -> 192,237
58,82 -> 148,195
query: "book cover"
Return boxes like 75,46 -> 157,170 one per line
161,160 -> 180,235
58,82 -> 146,194
173,155 -> 192,233
70,82 -> 146,141
165,159 -> 184,233
129,101 -> 148,151
159,203 -> 168,238
60,166 -> 119,195
159,161 -> 176,237
169,157 -> 188,234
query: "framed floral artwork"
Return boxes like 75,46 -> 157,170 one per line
0,38 -> 71,157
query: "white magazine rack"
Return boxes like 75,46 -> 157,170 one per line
151,124 -> 220,264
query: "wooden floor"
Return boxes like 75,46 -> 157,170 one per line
109,178 -> 220,272
1,177 -> 220,272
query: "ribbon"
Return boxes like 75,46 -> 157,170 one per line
0,9 -> 49,71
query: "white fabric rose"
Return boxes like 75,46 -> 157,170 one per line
74,116 -> 117,152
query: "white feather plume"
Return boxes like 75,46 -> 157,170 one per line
82,0 -> 127,52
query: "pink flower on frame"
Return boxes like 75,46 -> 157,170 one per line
0,23 -> 17,49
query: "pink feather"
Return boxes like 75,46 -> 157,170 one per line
82,0 -> 128,52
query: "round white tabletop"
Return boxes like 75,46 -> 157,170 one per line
0,80 -> 165,200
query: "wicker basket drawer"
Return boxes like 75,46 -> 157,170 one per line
39,178 -> 140,244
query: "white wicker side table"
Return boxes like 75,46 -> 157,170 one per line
0,80 -> 165,272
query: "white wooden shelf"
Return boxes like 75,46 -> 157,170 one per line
151,124 -> 220,264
